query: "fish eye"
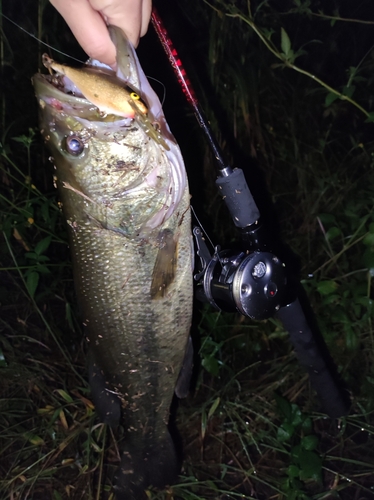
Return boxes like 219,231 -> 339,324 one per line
65,135 -> 84,156
130,92 -> 140,101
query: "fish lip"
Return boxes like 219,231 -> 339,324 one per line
33,73 -> 92,106
33,73 -> 134,122
33,68 -> 148,123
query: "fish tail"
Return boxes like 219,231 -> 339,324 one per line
113,431 -> 180,499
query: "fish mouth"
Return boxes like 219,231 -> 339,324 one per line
33,26 -> 153,123
33,72 -> 133,123
33,50 -> 169,148
33,71 -> 86,101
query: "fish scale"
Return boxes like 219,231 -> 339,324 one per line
33,26 -> 193,498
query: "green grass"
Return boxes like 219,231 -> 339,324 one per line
1,0 -> 374,498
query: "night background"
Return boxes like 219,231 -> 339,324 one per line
1,0 -> 374,498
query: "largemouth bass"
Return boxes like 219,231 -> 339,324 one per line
33,27 -> 193,498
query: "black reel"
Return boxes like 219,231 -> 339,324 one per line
193,227 -> 288,320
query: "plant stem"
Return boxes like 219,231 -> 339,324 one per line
205,1 -> 371,119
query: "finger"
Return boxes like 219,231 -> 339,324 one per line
89,0 -> 150,47
50,0 -> 116,66
140,0 -> 152,38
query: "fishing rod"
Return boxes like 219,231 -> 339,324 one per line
151,7 -> 350,418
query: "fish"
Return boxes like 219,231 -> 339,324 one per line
33,26 -> 193,499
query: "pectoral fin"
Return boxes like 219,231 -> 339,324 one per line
150,229 -> 177,299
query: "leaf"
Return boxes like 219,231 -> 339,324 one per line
317,213 -> 336,225
301,417 -> 312,434
62,458 -> 75,465
325,226 -> 341,241
262,28 -> 275,40
317,280 -> 338,295
12,135 -> 29,144
287,464 -> 300,479
342,85 -> 355,99
322,293 -> 340,305
56,389 -> 73,403
332,305 -> 348,319
277,422 -> 295,442
202,355 -> 220,376
208,397 -> 220,419
294,48 -> 307,60
299,449 -> 322,481
355,296 -> 373,311
24,431 -> 45,446
292,0 -> 311,14
285,48 -> 295,63
325,93 -> 339,107
36,263 -> 51,275
205,480 -> 219,491
90,440 -> 103,453
281,27 -> 291,56
290,404 -> 303,427
37,405 -> 55,416
274,393 -> 292,419
362,248 -> 374,274
59,409 -> 69,430
345,326 -> 359,351
25,252 -> 38,261
363,232 -> 374,246
37,255 -> 50,263
301,434 -> 319,451
365,112 -> 374,123
291,444 -> 301,462
35,235 -> 52,255
26,271 -> 39,299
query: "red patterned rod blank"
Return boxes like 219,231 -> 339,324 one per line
151,7 -> 198,106
151,7 -> 229,172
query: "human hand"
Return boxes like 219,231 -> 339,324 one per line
50,0 -> 152,67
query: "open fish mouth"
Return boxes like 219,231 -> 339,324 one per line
34,49 -> 169,149
42,56 -> 148,116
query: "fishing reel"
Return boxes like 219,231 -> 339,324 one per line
193,227 -> 289,320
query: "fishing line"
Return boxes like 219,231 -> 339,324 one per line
147,76 -> 167,106
190,205 -> 215,251
1,13 -> 85,64
1,13 -> 167,103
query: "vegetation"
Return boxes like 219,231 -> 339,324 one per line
1,0 -> 374,498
